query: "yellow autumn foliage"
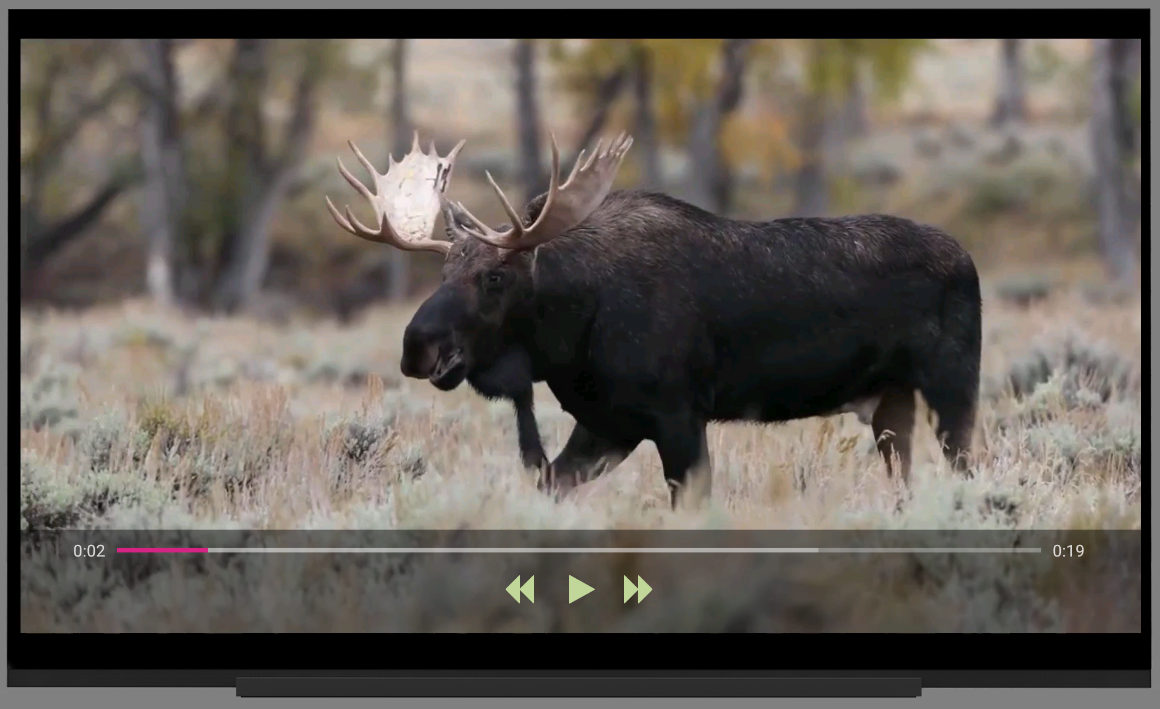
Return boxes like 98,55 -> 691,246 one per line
721,112 -> 801,178
535,38 -> 930,177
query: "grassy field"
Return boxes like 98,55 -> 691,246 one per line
18,277 -> 1142,632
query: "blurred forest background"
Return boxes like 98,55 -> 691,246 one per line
19,38 -> 1143,320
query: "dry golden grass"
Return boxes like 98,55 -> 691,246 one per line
18,281 -> 1142,632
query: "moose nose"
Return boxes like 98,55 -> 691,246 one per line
404,319 -> 451,347
401,286 -> 466,378
400,321 -> 450,379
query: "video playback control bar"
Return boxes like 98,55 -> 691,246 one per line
502,574 -> 652,605
115,546 -> 1044,554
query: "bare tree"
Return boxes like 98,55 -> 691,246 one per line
513,39 -> 546,203
211,39 -> 325,312
19,41 -> 141,292
632,43 -> 662,191
685,38 -> 754,214
21,39 -> 333,310
990,39 -> 1027,128
137,38 -> 186,306
386,38 -> 412,303
1090,38 -> 1138,288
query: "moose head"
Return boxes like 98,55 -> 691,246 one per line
325,131 -> 633,391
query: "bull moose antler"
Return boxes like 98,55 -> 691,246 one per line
325,132 -> 465,255
448,131 -> 634,251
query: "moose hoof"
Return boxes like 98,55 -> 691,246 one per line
536,470 -> 579,503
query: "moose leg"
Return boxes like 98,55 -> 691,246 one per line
512,393 -> 548,475
653,411 -> 712,511
871,387 -> 916,485
465,348 -> 548,476
919,367 -> 978,477
928,395 -> 977,478
542,423 -> 640,498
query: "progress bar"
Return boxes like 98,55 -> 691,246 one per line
118,547 -> 1043,554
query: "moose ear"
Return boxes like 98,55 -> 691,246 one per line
439,199 -> 469,242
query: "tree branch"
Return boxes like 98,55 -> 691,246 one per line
21,74 -> 132,177
21,163 -> 145,276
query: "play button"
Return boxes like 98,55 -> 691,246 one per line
568,576 -> 594,604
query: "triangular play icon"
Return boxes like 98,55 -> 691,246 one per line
623,575 -> 637,603
636,575 -> 651,602
568,575 -> 594,603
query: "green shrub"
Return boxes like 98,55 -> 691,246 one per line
993,275 -> 1057,307
20,450 -> 169,530
20,361 -> 83,435
1005,333 -> 1138,404
133,393 -> 295,500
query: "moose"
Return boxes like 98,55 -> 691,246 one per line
325,130 -> 982,510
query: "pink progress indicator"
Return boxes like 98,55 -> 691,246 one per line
117,548 -> 209,553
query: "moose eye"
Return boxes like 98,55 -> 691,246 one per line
483,271 -> 506,289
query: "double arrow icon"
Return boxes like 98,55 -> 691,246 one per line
505,575 -> 535,603
623,575 -> 652,603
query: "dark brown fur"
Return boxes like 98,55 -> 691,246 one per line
401,190 -> 982,508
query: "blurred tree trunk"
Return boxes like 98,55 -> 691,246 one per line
1128,39 -> 1141,152
513,39 -> 546,203
1123,38 -> 1142,221
632,43 -> 662,191
990,39 -> 1027,128
686,38 -> 753,214
1090,38 -> 1137,288
386,37 -> 412,303
137,38 -> 186,306
794,40 -> 833,218
21,53 -> 64,239
1120,38 -> 1142,155
840,71 -> 868,139
794,90 -> 830,217
211,39 -> 324,313
563,65 -> 628,174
